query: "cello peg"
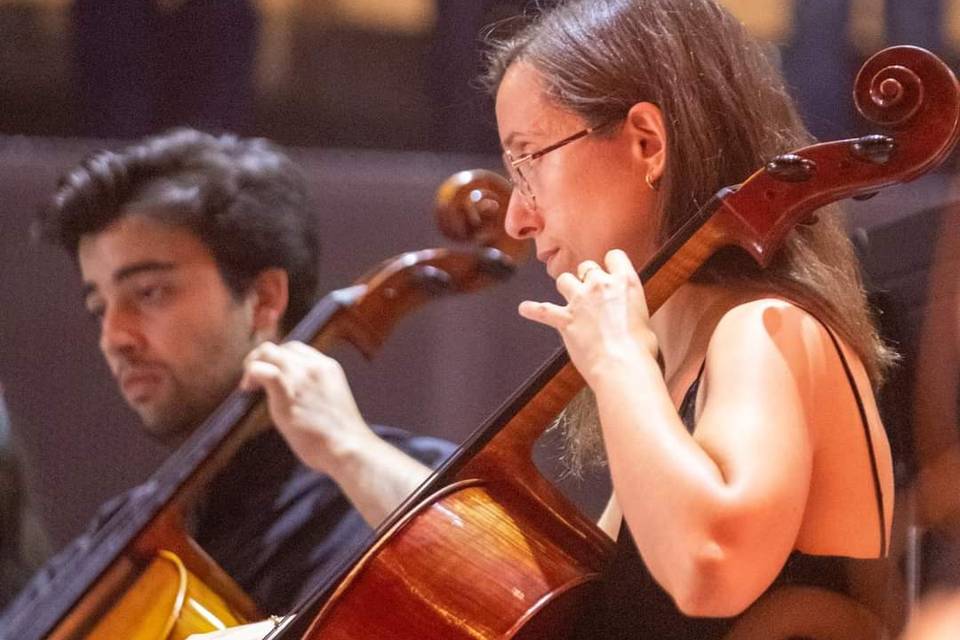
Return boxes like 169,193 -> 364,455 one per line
851,134 -> 895,165
411,265 -> 454,297
476,247 -> 516,281
765,154 -> 817,182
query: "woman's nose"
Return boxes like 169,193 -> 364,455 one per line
503,190 -> 541,240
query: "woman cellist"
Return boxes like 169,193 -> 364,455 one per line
487,0 -> 894,636
197,0 -> 895,638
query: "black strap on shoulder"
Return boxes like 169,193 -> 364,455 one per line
677,361 -> 706,433
812,318 -> 888,556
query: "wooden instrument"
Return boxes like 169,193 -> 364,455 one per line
267,45 -> 960,640
434,168 -> 529,263
2,176 -> 518,640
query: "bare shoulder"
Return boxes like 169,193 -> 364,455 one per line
715,297 -> 827,333
694,296 -> 865,424
706,298 -> 835,373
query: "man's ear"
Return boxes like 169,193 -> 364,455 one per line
249,268 -> 289,340
624,101 -> 667,183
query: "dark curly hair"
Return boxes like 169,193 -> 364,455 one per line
36,128 -> 320,333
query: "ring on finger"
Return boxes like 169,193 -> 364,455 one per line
579,264 -> 601,282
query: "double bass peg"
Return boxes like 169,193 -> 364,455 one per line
434,169 -> 530,263
403,247 -> 516,300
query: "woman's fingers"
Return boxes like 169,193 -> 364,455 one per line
604,249 -> 636,279
576,259 -> 604,282
518,300 -> 572,329
555,271 -> 581,299
605,249 -> 650,317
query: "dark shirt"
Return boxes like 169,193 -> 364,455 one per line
0,425 -> 454,633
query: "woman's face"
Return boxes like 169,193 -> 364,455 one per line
495,62 -> 661,278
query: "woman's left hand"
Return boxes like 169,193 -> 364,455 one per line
519,249 -> 659,383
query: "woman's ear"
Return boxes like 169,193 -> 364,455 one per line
624,102 -> 667,183
249,268 -> 289,341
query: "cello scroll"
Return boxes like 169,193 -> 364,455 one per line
649,45 -> 960,305
434,169 -> 529,263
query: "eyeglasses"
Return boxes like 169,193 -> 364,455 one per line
502,119 -> 617,207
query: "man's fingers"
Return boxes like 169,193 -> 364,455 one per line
284,340 -> 323,359
244,341 -> 291,372
240,360 -> 289,399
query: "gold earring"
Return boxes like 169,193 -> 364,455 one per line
645,173 -> 660,192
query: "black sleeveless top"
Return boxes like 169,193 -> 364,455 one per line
574,325 -> 889,639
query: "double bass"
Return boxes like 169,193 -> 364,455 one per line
266,45 -> 960,640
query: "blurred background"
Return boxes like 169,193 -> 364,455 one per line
0,0 -> 956,151
2,0 -> 960,632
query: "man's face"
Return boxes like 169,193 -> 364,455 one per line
78,214 -> 261,444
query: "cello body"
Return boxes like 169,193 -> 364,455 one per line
81,550 -> 247,640
302,366 -> 611,639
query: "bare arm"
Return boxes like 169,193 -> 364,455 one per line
241,341 -> 433,527
591,301 -> 816,616
520,250 -> 824,616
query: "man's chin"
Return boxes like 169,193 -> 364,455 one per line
137,408 -> 199,447
127,385 -> 234,447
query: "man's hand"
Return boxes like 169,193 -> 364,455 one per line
240,341 -> 434,526
240,341 -> 372,474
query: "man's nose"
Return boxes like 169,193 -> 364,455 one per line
99,305 -> 143,356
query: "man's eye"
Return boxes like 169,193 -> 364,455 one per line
86,305 -> 105,321
137,285 -> 169,304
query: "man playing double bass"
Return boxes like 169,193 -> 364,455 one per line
0,128 -> 454,633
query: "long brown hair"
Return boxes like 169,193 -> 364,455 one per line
483,0 -> 894,470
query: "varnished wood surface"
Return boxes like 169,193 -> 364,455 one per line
306,482 -> 608,639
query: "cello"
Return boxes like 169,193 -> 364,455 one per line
265,45 -> 960,640
1,174 -> 517,640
